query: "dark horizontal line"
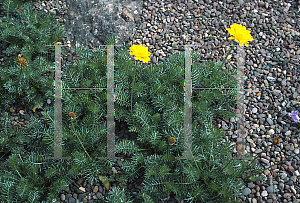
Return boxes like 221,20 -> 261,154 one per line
192,88 -> 237,89
62,88 -> 107,89
45,45 -> 124,46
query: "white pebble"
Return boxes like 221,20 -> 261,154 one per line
290,186 -> 297,195
253,124 -> 259,128
267,129 -> 275,135
261,190 -> 268,197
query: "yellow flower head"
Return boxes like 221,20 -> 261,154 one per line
226,23 -> 253,47
54,42 -> 62,46
68,112 -> 76,119
18,7 -> 24,12
129,44 -> 151,63
168,137 -> 176,145
17,53 -> 28,68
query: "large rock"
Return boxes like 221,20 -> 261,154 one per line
63,0 -> 143,50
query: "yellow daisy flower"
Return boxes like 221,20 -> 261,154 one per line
129,44 -> 151,63
226,23 -> 254,47
17,53 -> 28,68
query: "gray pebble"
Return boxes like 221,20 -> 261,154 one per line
260,158 -> 270,165
255,149 -> 263,154
24,113 -> 30,120
242,188 -> 251,196
285,130 -> 291,136
266,118 -> 274,126
68,197 -> 76,203
65,194 -> 72,199
248,182 -> 256,189
78,194 -> 84,201
60,194 -> 65,201
267,186 -> 274,194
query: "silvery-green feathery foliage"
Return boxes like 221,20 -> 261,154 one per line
0,0 -> 68,110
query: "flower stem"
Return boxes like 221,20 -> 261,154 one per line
19,65 -> 23,86
215,41 -> 236,76
130,61 -> 137,129
71,120 -> 91,160
1,39 -> 12,44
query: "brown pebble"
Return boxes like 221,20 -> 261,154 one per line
93,186 -> 98,193
76,178 -> 84,185
10,107 -> 15,113
264,170 -> 270,176
288,44 -> 295,49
